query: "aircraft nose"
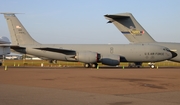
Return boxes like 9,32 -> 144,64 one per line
170,51 -> 177,58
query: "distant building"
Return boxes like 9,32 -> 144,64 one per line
5,54 -> 42,60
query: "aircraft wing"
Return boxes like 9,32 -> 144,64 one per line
10,46 -> 76,55
34,47 -> 76,55
9,45 -> 25,49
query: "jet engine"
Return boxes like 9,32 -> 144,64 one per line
75,51 -> 101,63
101,54 -> 120,66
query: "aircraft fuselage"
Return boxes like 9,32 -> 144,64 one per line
143,42 -> 180,62
13,44 -> 173,63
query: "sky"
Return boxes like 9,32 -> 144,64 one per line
0,0 -> 180,44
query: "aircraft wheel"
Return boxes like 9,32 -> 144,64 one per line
136,65 -> 141,68
91,63 -> 98,68
84,63 -> 90,68
151,65 -> 155,69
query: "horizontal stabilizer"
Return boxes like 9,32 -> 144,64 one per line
104,13 -> 131,23
104,14 -> 130,19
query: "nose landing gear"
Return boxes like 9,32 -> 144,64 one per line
148,62 -> 155,69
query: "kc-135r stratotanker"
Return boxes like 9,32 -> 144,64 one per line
1,13 -> 176,68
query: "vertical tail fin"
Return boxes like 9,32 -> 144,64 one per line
2,13 -> 40,45
104,13 -> 156,43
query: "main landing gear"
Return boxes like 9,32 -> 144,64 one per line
128,62 -> 142,68
84,63 -> 98,68
49,60 -> 57,64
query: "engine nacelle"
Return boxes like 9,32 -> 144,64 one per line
75,51 -> 101,63
101,54 -> 120,66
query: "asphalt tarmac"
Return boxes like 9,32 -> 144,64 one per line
0,67 -> 180,105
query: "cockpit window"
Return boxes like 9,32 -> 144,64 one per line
163,48 -> 170,51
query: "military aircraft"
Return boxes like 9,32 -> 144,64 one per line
104,12 -> 180,67
0,13 -> 175,68
0,36 -> 11,55
0,36 -> 11,65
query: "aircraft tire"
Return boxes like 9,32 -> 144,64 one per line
84,63 -> 90,68
151,65 -> 155,69
91,63 -> 98,68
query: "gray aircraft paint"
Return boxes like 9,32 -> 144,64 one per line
105,12 -> 180,63
1,13 -> 174,66
24,44 -> 172,62
146,42 -> 180,62
4,14 -> 40,45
